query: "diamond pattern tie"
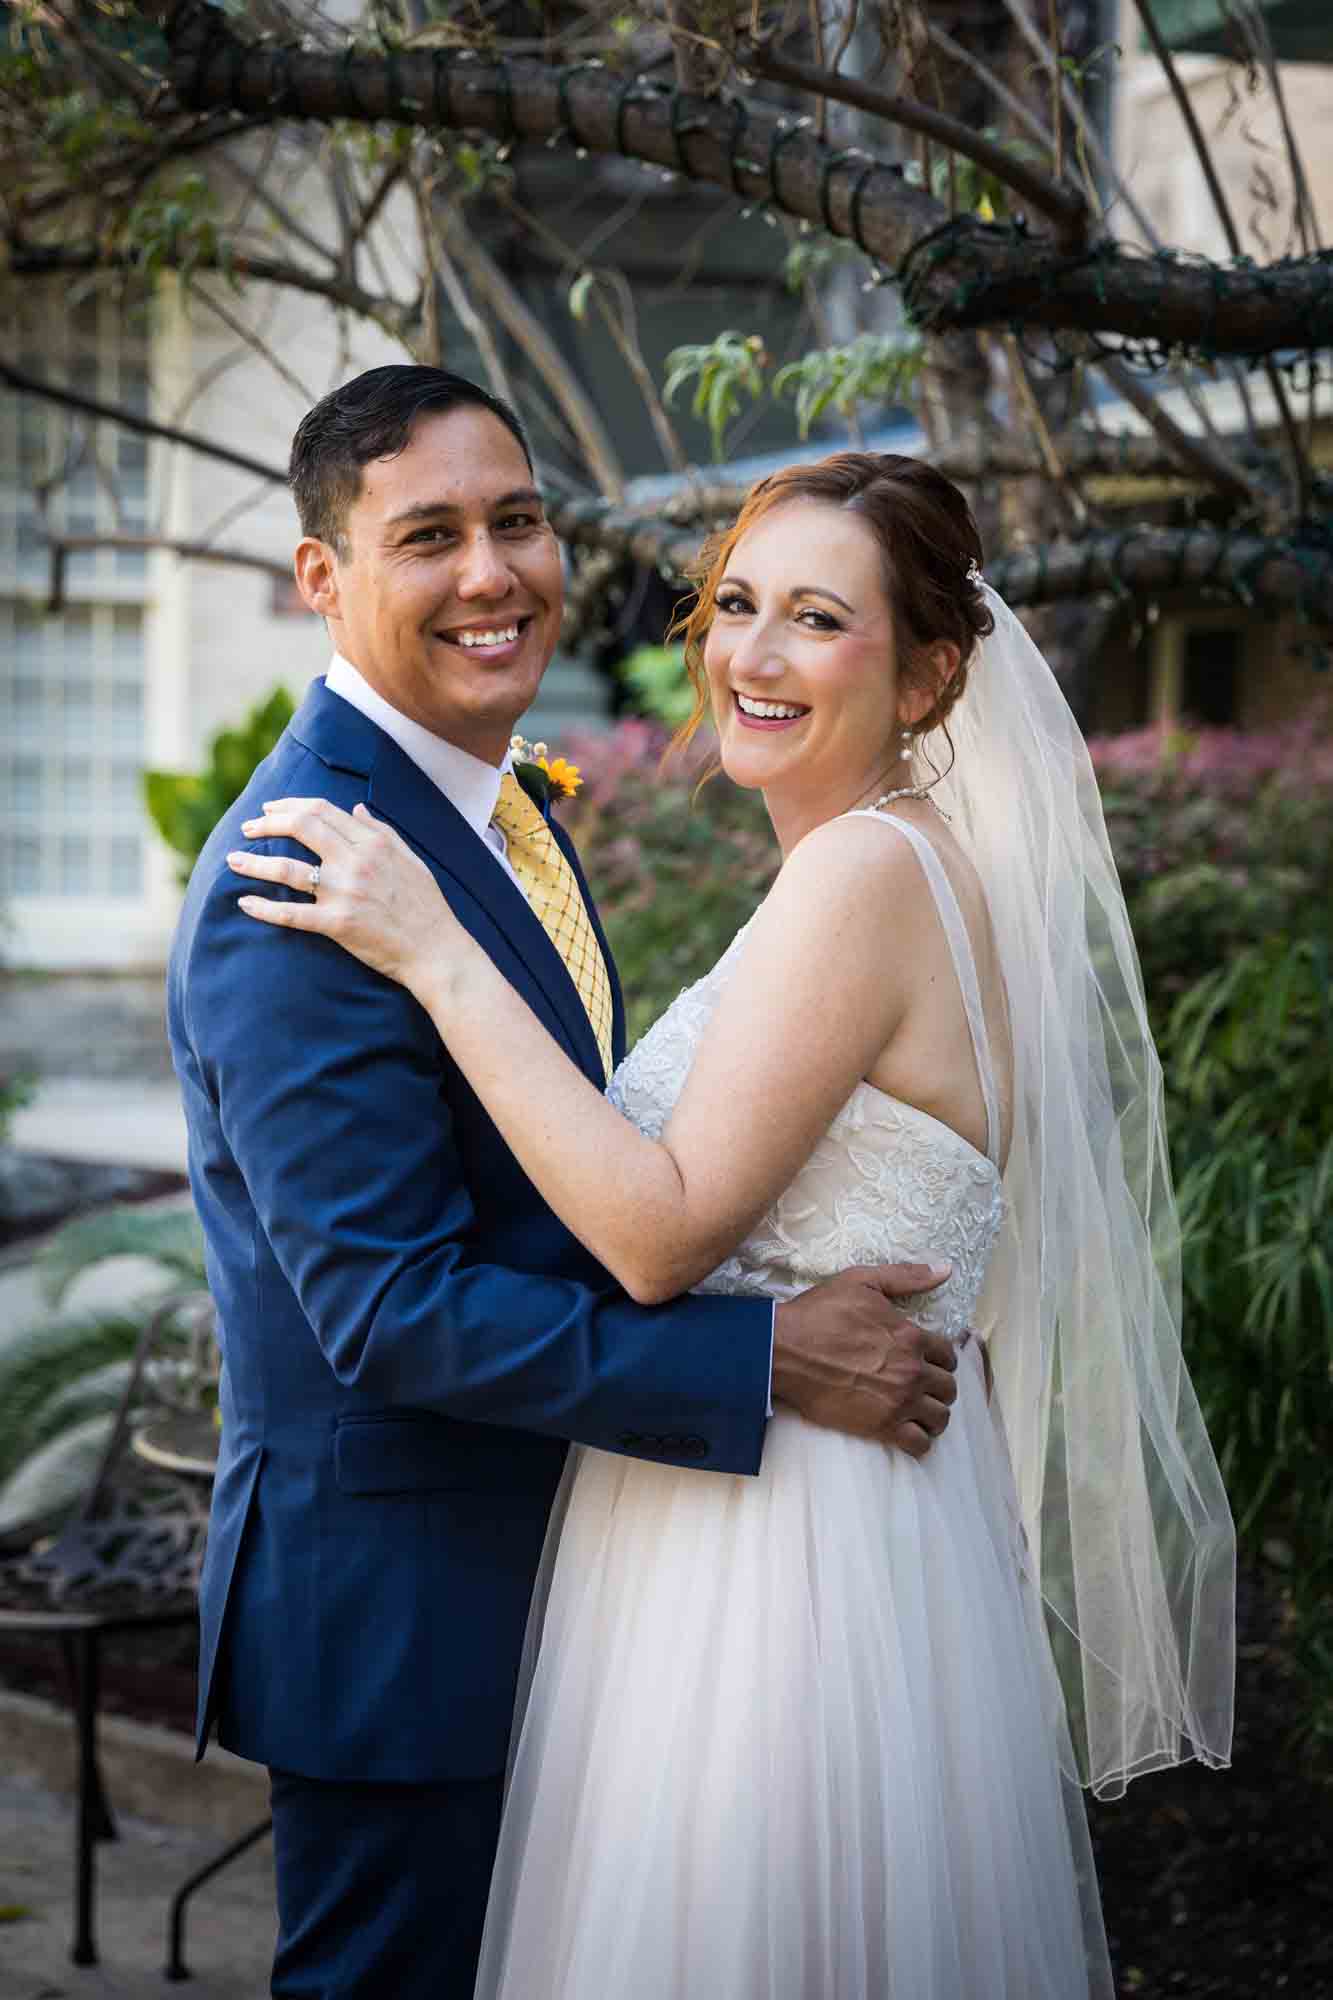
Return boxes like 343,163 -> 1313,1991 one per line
491,772 -> 614,1082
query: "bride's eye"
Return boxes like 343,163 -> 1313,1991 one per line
715,593 -> 751,616
798,608 -> 838,631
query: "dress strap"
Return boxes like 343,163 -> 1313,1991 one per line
843,809 -> 1003,1168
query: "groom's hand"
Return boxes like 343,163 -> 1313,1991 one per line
772,1264 -> 958,1458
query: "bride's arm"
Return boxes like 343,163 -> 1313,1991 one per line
231,802 -> 926,1305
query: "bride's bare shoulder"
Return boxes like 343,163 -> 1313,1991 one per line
766,810 -> 936,924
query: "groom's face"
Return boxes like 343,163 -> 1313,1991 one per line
299,404 -> 564,763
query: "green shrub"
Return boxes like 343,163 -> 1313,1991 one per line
615,645 -> 695,730
1161,928 -> 1333,1744
144,685 -> 295,883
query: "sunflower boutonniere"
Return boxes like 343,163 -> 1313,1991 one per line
510,736 -> 583,808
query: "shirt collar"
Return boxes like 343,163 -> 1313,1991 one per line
325,653 -> 513,838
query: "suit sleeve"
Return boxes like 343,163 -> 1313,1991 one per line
183,858 -> 772,1475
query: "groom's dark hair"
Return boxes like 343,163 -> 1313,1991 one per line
290,365 -> 534,554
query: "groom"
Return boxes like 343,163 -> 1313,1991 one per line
168,365 -> 959,1998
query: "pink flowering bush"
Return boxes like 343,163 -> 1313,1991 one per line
1090,709 -> 1332,1030
562,706 -> 1332,1039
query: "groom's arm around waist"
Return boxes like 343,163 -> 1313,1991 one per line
180,855 -> 770,1476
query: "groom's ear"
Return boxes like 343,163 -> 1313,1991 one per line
294,536 -> 341,621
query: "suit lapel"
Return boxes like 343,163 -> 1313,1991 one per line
287,683 -> 606,1080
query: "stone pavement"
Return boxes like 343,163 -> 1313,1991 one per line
0,1775 -> 276,1999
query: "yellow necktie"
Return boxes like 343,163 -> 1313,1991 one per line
491,772 -> 614,1082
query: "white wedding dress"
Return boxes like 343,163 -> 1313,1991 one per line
474,812 -> 1114,2000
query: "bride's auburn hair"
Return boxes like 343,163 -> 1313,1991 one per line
669,453 -> 994,755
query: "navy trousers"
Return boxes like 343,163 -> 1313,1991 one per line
269,1766 -> 505,1998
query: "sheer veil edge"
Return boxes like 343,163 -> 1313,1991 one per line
929,584 -> 1235,1799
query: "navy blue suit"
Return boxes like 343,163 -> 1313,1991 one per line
167,680 -> 772,1993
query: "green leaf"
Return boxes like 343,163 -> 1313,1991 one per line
661,332 -> 768,460
39,1204 -> 206,1308
143,685 -> 294,881
0,1416 -> 115,1546
0,1310 -> 155,1486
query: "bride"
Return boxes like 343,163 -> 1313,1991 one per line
231,452 -> 1235,1997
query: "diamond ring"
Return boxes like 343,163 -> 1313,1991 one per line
308,865 -> 321,893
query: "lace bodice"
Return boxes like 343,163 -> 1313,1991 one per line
608,814 -> 1006,1341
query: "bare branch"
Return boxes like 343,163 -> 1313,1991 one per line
191,277 -> 317,405
44,533 -> 293,620
353,157 -> 408,253
413,181 -> 516,407
745,42 -> 1088,242
155,11 -> 1333,361
586,269 -> 693,477
1002,332 -> 1089,527
4,239 -> 419,341
948,0 -> 1248,460
432,203 -> 627,500
923,23 -> 1051,158
0,358 -> 287,483
1092,354 -> 1263,508
1129,0 -> 1309,518
215,146 -> 341,267
1229,4 -> 1319,255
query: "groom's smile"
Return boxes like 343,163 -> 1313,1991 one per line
294,403 -> 564,764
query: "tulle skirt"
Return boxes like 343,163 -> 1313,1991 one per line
474,1339 -> 1113,1999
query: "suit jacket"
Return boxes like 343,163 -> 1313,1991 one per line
167,679 -> 772,1782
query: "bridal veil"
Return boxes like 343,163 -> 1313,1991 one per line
925,584 -> 1235,1799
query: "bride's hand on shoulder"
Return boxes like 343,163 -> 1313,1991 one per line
228,797 -> 460,995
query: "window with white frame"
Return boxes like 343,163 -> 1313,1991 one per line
1,292 -> 151,905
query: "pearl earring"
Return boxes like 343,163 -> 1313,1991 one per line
899,729 -> 912,761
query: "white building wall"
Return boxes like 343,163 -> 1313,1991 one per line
4,155 -> 603,972
1115,19 -> 1332,255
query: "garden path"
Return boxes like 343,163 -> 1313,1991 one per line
0,1775 -> 276,1998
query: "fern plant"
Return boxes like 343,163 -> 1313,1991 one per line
0,1203 -> 209,1547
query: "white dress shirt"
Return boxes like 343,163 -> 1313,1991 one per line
323,654 -> 776,1407
325,652 -> 525,894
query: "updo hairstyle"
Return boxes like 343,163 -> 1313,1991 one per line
670,453 -> 994,759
